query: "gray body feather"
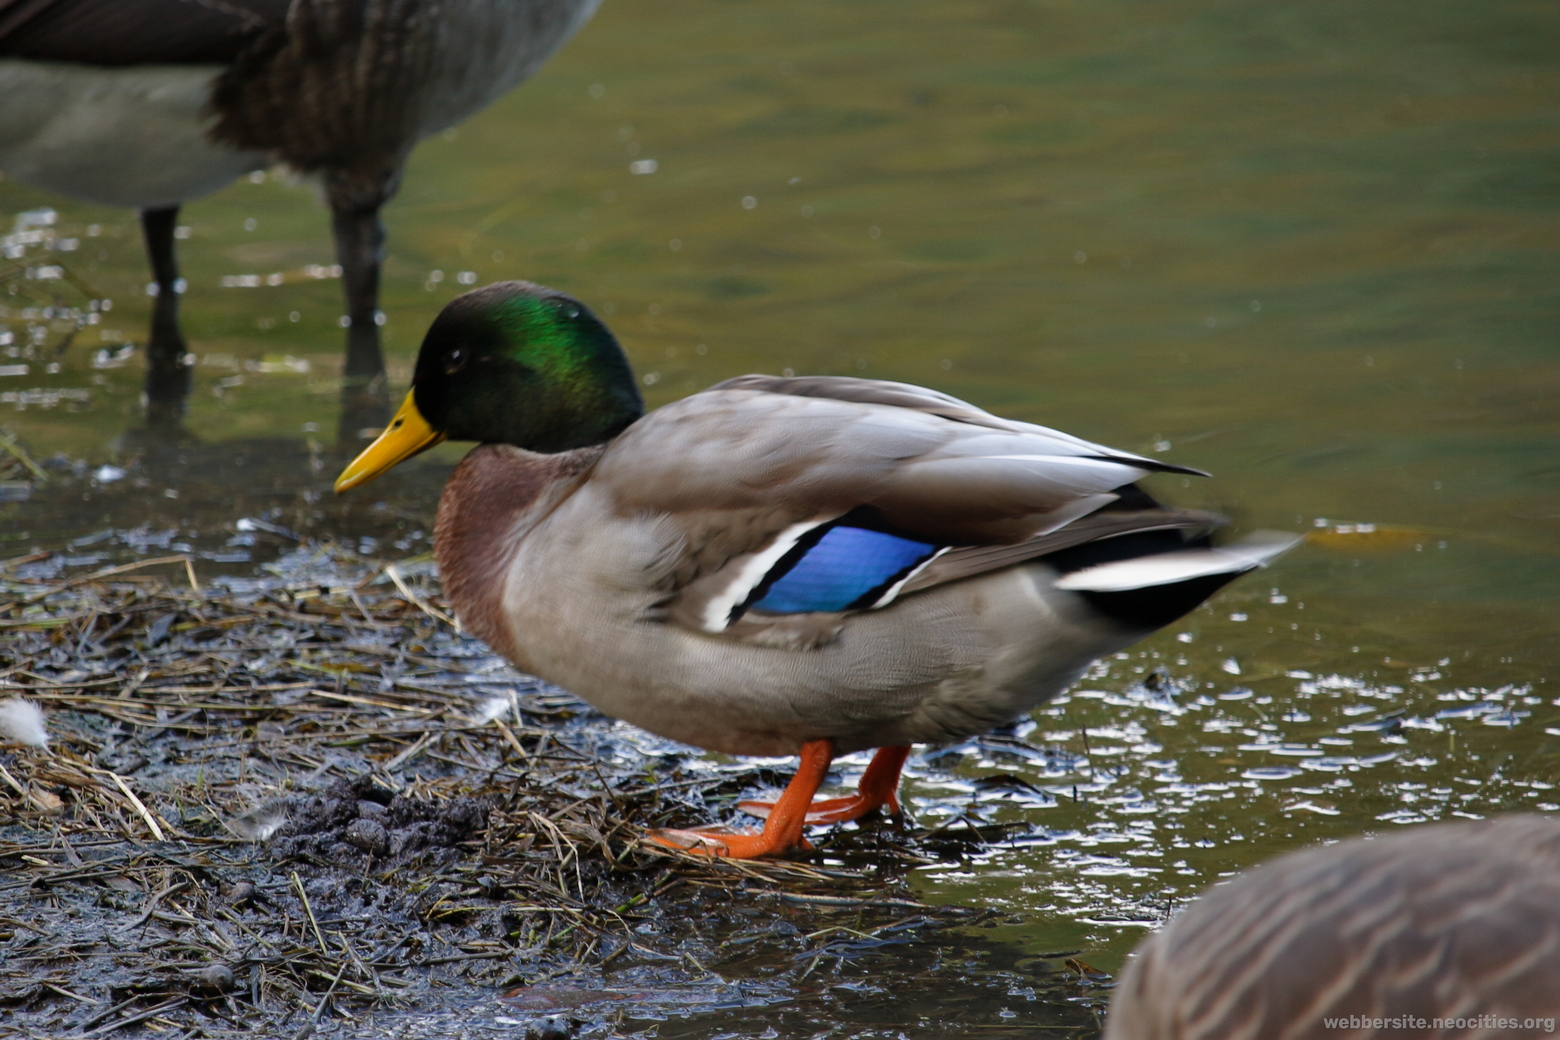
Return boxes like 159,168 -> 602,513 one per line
434,378 -> 1282,757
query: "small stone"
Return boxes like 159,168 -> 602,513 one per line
326,841 -> 359,862
344,817 -> 389,856
525,1016 -> 573,1040
191,964 -> 234,994
28,788 -> 64,815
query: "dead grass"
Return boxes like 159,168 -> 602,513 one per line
0,546 -> 999,1038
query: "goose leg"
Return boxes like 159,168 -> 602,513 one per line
647,738 -> 835,858
739,745 -> 911,825
139,206 -> 191,433
327,169 -> 398,445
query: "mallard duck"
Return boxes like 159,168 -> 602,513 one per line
0,0 -> 600,433
336,281 -> 1293,858
1105,814 -> 1560,1039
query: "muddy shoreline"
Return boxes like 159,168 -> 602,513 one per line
1,546 -> 1107,1038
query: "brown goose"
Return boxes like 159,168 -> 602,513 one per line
0,0 -> 601,434
1105,814 -> 1560,1040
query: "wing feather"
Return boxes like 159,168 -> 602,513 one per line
710,374 -> 1207,476
588,378 -> 1221,640
899,509 -> 1225,594
0,0 -> 287,65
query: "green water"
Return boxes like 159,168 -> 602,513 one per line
2,0 -> 1557,1028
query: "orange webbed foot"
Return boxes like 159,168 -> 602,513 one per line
737,792 -> 892,825
738,745 -> 910,825
645,825 -> 813,858
641,738 -> 838,859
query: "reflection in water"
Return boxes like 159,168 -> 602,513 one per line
4,437 -> 439,576
498,918 -> 1104,1040
138,206 -> 191,434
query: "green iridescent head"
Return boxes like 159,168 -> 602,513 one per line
412,281 -> 645,452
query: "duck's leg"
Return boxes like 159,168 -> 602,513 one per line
139,206 -> 191,433
327,168 -> 398,445
647,738 -> 835,858
739,745 -> 911,825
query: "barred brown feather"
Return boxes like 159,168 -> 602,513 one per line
1105,815 -> 1560,1040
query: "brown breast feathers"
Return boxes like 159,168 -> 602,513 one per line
433,443 -> 604,664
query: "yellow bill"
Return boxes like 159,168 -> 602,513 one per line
334,390 -> 446,492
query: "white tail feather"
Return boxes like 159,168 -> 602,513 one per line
1053,532 -> 1299,592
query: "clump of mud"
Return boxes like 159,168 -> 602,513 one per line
264,774 -> 491,870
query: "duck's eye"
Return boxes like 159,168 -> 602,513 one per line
445,348 -> 467,374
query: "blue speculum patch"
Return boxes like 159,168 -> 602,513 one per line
750,526 -> 940,614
